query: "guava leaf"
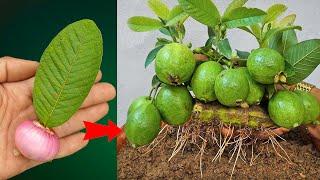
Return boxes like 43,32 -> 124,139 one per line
155,38 -> 172,47
217,38 -> 232,59
159,28 -> 171,36
276,14 -> 296,28
238,26 -> 254,36
282,30 -> 298,53
236,49 -> 250,59
223,7 -> 266,29
262,25 -> 301,47
145,45 -> 164,68
223,0 -> 248,18
33,19 -> 103,128
166,5 -> 189,26
263,4 -> 287,24
178,0 -> 221,27
127,16 -> 163,32
207,26 -> 215,37
284,61 -> 295,79
250,24 -> 262,37
148,0 -> 170,20
284,39 -> 320,84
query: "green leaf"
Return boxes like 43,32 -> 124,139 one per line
159,27 -> 171,36
33,19 -> 103,128
205,36 -> 215,47
127,16 -> 163,32
263,4 -> 287,24
236,49 -> 250,59
166,5 -> 189,26
178,0 -> 221,27
262,25 -> 302,47
284,39 -> 320,84
276,14 -> 296,27
238,26 -> 254,36
282,30 -> 298,53
145,45 -> 164,68
223,0 -> 248,18
148,0 -> 170,19
217,38 -> 232,59
155,38 -> 172,47
208,26 -> 215,37
223,7 -> 266,29
267,32 -> 283,52
250,24 -> 262,39
284,61 -> 295,79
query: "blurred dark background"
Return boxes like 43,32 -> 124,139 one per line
0,0 -> 117,179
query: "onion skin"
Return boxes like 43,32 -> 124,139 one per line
15,120 -> 60,162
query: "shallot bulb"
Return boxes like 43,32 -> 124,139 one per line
15,120 -> 60,162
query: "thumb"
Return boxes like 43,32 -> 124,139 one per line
0,56 -> 38,83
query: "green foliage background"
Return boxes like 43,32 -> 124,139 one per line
0,0 -> 117,179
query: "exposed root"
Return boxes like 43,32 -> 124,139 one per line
143,124 -> 170,155
266,130 -> 292,163
168,125 -> 190,161
228,130 -> 251,179
212,124 -> 234,162
138,119 -> 292,179
195,136 -> 207,178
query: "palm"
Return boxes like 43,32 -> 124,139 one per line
0,57 -> 116,179
0,79 -> 39,178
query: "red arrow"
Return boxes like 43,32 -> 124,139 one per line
83,120 -> 122,141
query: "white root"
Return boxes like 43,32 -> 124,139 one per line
143,124 -> 169,155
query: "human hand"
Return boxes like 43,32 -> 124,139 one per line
0,56 -> 116,179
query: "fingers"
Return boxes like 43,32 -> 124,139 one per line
53,103 -> 109,137
81,83 -> 116,109
0,56 -> 39,83
55,133 -> 88,159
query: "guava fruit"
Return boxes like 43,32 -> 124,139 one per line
214,68 -> 249,107
268,91 -> 305,129
247,48 -> 285,84
127,96 -> 151,115
155,43 -> 196,85
191,61 -> 223,102
125,101 -> 161,147
238,67 -> 265,105
295,90 -> 320,124
155,85 -> 193,125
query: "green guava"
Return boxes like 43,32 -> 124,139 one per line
247,48 -> 285,84
238,67 -> 265,105
155,43 -> 196,85
191,61 -> 223,102
127,96 -> 151,115
268,90 -> 305,129
155,85 -> 193,125
295,90 -> 320,124
125,101 -> 161,147
214,68 -> 249,107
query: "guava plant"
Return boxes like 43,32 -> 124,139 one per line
125,0 -> 320,178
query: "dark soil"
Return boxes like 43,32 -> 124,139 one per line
118,125 -> 320,180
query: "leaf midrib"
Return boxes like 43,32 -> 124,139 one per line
44,31 -> 84,126
290,45 -> 320,66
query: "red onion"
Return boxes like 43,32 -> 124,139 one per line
15,120 -> 60,162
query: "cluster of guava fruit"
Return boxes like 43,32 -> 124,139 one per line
125,42 -> 320,148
